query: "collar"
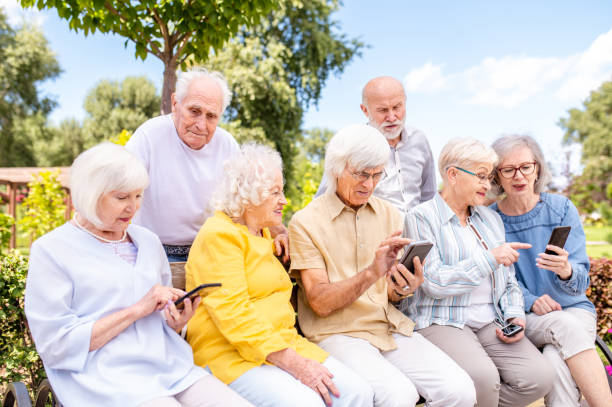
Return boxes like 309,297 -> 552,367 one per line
435,193 -> 485,224
323,190 -> 379,221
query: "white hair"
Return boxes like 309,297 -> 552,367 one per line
438,138 -> 498,184
324,124 -> 390,193
491,134 -> 552,196
212,143 -> 283,218
174,66 -> 232,112
70,142 -> 149,228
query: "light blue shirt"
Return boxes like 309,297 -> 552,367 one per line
491,192 -> 594,314
401,193 -> 525,330
316,126 -> 436,217
25,223 -> 206,407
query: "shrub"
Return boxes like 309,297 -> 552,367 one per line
18,169 -> 67,243
109,129 -> 132,146
0,251 -> 45,389
0,212 -> 14,254
588,257 -> 612,336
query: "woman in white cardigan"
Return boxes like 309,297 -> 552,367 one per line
25,143 -> 251,407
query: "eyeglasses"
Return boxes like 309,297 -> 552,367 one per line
497,162 -> 537,179
349,169 -> 386,183
454,167 -> 494,183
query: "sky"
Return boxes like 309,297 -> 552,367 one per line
2,0 -> 612,184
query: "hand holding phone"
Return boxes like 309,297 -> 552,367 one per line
398,241 -> 433,274
500,323 -> 523,337
544,226 -> 571,255
174,283 -> 221,310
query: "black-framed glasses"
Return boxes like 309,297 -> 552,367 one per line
497,162 -> 537,179
349,169 -> 386,183
455,166 -> 494,183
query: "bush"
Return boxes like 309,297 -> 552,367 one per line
0,212 -> 14,254
0,251 -> 45,389
587,257 -> 612,336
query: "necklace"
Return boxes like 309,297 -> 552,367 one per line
72,213 -> 127,244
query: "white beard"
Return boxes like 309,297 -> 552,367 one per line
368,117 -> 404,140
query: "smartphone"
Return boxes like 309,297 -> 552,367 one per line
174,283 -> 221,309
398,241 -> 433,274
544,226 -> 571,255
500,323 -> 524,337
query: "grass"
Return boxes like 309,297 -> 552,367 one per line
584,225 -> 612,259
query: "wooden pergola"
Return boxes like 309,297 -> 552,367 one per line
0,167 -> 71,249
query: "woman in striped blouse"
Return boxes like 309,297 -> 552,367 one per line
401,138 -> 554,407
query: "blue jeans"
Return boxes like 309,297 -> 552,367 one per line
229,356 -> 373,407
166,253 -> 188,262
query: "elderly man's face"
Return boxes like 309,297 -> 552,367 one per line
336,165 -> 385,209
361,79 -> 406,140
171,77 -> 223,150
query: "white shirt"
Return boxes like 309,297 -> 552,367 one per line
126,114 -> 239,245
316,126 -> 436,217
25,223 -> 206,407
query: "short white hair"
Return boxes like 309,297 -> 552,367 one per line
324,124 -> 390,193
212,143 -> 283,218
70,142 -> 149,228
175,66 -> 232,112
438,138 -> 498,184
491,134 -> 552,195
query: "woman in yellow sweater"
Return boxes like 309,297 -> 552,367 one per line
186,143 -> 372,407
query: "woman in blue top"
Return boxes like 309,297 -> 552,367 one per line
490,135 -> 612,407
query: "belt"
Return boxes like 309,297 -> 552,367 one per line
163,244 -> 192,256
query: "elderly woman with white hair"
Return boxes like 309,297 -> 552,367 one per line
489,135 -> 612,407
24,143 -> 251,407
402,138 -> 555,407
289,124 -> 476,407
185,142 -> 372,407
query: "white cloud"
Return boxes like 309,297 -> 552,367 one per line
402,27 -> 612,108
403,62 -> 448,93
0,0 -> 46,26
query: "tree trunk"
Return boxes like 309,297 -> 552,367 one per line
161,61 -> 178,115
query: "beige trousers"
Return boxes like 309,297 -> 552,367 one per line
525,307 -> 597,407
138,375 -> 254,407
419,322 -> 555,407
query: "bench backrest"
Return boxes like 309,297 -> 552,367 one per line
170,262 -> 186,290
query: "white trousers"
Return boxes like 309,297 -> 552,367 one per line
317,332 -> 476,407
525,307 -> 597,407
228,356 -> 373,407
139,375 -> 253,407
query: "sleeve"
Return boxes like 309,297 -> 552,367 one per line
518,279 -> 539,312
125,125 -> 150,171
288,214 -> 327,275
499,265 -> 526,321
314,173 -> 329,198
420,138 -> 437,203
190,228 -> 289,364
404,209 -> 496,299
554,200 -> 590,295
24,242 -> 95,372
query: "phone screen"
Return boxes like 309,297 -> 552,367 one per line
174,283 -> 222,309
544,226 -> 571,255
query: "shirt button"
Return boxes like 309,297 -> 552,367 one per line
359,243 -> 363,248
356,215 -> 360,220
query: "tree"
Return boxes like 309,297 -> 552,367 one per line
207,0 -> 362,186
0,10 -> 61,166
21,0 -> 277,113
36,76 -> 159,165
559,80 -> 612,215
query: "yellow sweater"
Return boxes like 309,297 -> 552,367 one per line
186,211 -> 328,384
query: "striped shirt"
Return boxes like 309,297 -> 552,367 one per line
400,193 -> 525,330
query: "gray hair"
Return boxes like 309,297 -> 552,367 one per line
70,142 -> 149,228
438,138 -> 498,184
212,143 -> 283,218
175,66 -> 232,112
491,134 -> 552,196
324,124 -> 390,193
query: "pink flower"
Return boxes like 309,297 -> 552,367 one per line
608,328 -> 612,334
607,365 -> 612,377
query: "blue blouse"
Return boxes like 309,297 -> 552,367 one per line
25,223 -> 206,407
491,193 -> 594,314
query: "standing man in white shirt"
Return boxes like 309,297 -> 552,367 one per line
316,76 -> 436,217
127,67 -> 288,262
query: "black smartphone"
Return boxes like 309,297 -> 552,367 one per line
398,241 -> 433,274
544,226 -> 571,255
174,283 -> 222,309
501,323 -> 524,337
